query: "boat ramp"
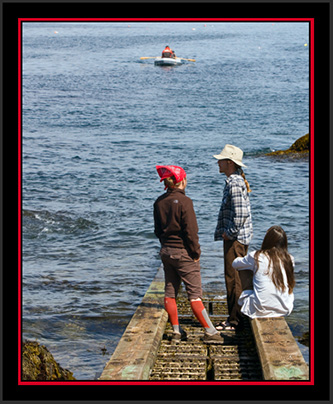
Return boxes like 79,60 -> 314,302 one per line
99,266 -> 309,382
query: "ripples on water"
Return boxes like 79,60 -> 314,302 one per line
22,22 -> 309,379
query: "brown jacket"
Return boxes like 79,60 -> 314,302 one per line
154,188 -> 201,260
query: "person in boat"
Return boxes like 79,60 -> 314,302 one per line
161,46 -> 176,59
213,145 -> 253,331
232,226 -> 295,318
154,165 -> 223,344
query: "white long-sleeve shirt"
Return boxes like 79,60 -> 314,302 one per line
232,251 -> 294,318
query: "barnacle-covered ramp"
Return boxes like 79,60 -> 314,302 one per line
100,266 -> 309,381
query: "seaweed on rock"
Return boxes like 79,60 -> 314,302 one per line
22,340 -> 76,381
266,134 -> 309,159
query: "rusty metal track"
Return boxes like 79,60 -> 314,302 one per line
149,287 -> 263,381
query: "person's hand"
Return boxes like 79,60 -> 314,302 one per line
193,258 -> 200,262
222,232 -> 230,240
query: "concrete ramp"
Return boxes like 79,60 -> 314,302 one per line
250,317 -> 309,380
100,266 -> 309,381
99,267 -> 168,380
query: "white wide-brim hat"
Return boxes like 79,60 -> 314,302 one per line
213,144 -> 247,167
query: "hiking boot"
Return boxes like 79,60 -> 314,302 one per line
171,330 -> 187,343
203,332 -> 224,344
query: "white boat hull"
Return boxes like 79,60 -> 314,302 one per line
154,57 -> 182,66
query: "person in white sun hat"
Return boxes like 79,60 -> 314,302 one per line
213,144 -> 253,331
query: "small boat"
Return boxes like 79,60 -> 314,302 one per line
154,57 -> 183,66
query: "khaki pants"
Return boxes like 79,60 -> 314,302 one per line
223,240 -> 252,328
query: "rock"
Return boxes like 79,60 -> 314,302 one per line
289,133 -> 309,152
266,134 -> 309,158
297,331 -> 310,347
22,340 -> 76,380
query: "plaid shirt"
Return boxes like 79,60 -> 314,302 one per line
214,169 -> 253,245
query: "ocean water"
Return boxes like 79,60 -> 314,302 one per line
22,21 -> 310,380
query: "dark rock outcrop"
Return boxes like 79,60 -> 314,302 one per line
266,134 -> 309,159
22,340 -> 76,380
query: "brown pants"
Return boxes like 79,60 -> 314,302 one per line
160,246 -> 202,300
224,240 -> 252,328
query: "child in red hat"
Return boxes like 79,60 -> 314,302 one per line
154,165 -> 223,343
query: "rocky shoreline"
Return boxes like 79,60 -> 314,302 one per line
265,133 -> 309,159
22,340 -> 76,381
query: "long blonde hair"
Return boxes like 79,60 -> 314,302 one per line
236,166 -> 251,193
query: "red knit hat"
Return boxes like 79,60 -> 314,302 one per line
156,165 -> 186,184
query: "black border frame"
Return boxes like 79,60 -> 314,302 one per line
2,1 -> 331,402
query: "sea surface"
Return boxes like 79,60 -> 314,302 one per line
22,21 -> 310,380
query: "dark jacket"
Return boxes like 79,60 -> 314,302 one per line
153,188 -> 201,260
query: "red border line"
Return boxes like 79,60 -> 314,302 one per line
19,17 -> 313,23
18,18 -> 22,385
18,17 -> 314,386
18,380 -> 314,386
309,17 -> 315,384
